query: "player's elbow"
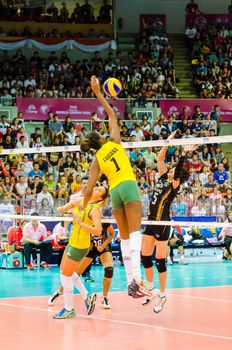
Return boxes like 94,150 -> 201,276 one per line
94,225 -> 103,236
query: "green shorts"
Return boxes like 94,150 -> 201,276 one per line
65,244 -> 89,262
110,181 -> 141,210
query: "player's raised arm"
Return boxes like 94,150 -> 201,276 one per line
157,131 -> 177,177
91,76 -> 120,144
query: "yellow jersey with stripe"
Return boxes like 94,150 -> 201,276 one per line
69,203 -> 99,249
96,141 -> 136,190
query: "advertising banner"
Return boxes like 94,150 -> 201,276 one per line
159,99 -> 232,122
16,98 -> 126,120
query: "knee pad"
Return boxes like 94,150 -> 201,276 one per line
130,231 -> 142,251
104,266 -> 114,279
176,239 -> 183,247
156,258 -> 166,273
141,255 -> 153,269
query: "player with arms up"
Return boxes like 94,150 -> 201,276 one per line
80,76 -> 148,298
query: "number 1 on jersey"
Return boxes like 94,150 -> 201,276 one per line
110,157 -> 120,172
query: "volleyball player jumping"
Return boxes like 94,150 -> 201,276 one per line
80,76 -> 148,298
141,131 -> 196,312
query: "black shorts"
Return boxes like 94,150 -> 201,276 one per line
143,225 -> 170,241
86,245 -> 112,260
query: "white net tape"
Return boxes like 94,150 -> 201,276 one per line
2,214 -> 232,228
0,135 -> 231,155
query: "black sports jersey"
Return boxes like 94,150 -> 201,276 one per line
148,173 -> 179,221
90,223 -> 111,250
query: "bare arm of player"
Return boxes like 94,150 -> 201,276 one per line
157,131 -> 177,177
83,157 -> 100,208
102,225 -> 115,249
91,75 -> 121,144
57,198 -> 82,213
74,207 -> 102,236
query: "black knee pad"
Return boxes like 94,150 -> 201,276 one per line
176,239 -> 183,247
141,255 -> 153,269
104,266 -> 113,279
156,258 -> 166,273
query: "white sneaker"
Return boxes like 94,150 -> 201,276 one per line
101,297 -> 111,309
153,295 -> 167,313
142,288 -> 159,306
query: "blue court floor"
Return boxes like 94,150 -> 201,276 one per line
0,261 -> 231,299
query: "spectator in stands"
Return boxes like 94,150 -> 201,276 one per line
56,175 -> 70,203
0,195 -> 16,230
60,2 -> 69,22
28,163 -> 45,183
199,166 -> 210,186
185,0 -> 202,14
37,198 -> 54,216
223,188 -> 232,212
48,114 -> 63,144
29,176 -> 44,196
16,175 -> 28,198
16,135 -> 29,149
21,213 -> 52,270
171,194 -> 188,217
210,105 -> 222,135
0,115 -> 10,136
97,0 -> 112,23
204,173 -> 216,193
211,198 -> 226,222
37,184 -> 54,208
191,200 -> 207,216
47,2 -> 59,21
214,163 -> 229,186
80,0 -> 93,23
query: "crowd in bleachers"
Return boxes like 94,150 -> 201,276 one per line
0,0 -> 112,24
0,43 -> 179,104
0,105 -> 230,226
185,17 -> 232,98
0,24 -> 110,39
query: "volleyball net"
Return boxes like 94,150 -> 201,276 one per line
0,135 -> 231,241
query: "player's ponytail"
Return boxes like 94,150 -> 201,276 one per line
80,131 -> 106,152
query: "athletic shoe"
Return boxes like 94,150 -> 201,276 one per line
84,275 -> 95,282
153,295 -> 167,313
101,297 -> 111,309
40,262 -> 51,269
53,308 -> 76,319
27,263 -> 33,270
128,279 -> 151,298
142,288 -> 159,306
85,293 -> 97,315
48,289 -> 62,306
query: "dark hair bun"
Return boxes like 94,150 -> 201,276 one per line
80,139 -> 91,153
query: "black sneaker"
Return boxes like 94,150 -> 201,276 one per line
48,289 -> 62,306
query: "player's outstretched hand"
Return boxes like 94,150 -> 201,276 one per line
91,76 -> 101,95
168,130 -> 177,140
57,206 -> 66,213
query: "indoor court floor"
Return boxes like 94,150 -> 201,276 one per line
1,262 -> 232,350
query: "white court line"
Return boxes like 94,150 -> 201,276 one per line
1,284 -> 232,300
0,301 -> 232,341
166,293 -> 232,304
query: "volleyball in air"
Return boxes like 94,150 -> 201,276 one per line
103,78 -> 122,97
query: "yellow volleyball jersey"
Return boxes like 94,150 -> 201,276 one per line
69,203 -> 99,249
96,141 -> 136,190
